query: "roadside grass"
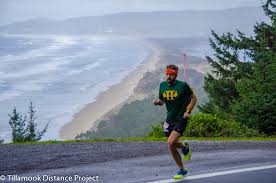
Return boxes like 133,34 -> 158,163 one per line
6,137 -> 276,145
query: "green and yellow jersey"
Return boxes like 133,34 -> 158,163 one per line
159,80 -> 193,124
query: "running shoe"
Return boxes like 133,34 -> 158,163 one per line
181,140 -> 192,161
173,168 -> 189,179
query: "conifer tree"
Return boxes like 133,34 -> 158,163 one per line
8,107 -> 27,142
232,0 -> 276,135
200,0 -> 276,134
8,102 -> 48,142
25,102 -> 48,141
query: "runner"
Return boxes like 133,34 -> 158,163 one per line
153,64 -> 197,179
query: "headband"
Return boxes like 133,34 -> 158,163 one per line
166,68 -> 178,76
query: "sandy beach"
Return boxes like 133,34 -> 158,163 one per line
59,41 -> 162,139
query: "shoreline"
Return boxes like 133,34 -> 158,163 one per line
59,41 -> 162,139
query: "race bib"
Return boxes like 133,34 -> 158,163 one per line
163,121 -> 170,132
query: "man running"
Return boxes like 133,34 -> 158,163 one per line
153,64 -> 197,179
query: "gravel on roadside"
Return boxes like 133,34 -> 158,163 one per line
1,140 -> 276,175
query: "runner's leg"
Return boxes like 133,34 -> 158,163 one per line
167,130 -> 183,169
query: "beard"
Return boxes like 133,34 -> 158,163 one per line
167,77 -> 176,84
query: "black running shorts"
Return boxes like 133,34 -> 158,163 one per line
163,117 -> 188,137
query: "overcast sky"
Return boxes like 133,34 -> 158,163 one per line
0,0 -> 265,25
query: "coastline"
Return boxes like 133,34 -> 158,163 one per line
59,41 -> 162,139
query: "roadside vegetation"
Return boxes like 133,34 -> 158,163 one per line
199,0 -> 275,136
8,102 -> 48,143
148,113 -> 260,138
5,136 -> 276,145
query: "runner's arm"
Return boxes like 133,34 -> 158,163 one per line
186,93 -> 197,113
183,93 -> 197,119
156,83 -> 165,106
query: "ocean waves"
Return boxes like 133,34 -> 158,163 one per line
0,35 -> 147,141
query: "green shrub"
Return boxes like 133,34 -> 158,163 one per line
147,113 -> 259,138
147,122 -> 166,138
185,113 -> 258,137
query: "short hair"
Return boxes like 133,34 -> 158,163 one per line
166,64 -> 178,71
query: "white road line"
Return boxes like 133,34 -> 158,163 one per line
149,164 -> 276,183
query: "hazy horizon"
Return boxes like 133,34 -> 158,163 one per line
0,0 -> 264,25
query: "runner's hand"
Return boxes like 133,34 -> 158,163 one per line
153,99 -> 163,106
183,112 -> 190,119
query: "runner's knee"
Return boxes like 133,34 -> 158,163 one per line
167,139 -> 176,148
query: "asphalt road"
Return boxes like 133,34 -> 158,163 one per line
173,167 -> 276,183
1,141 -> 276,183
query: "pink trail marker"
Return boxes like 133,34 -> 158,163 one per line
184,53 -> 187,81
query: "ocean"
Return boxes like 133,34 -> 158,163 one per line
0,35 -> 148,142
